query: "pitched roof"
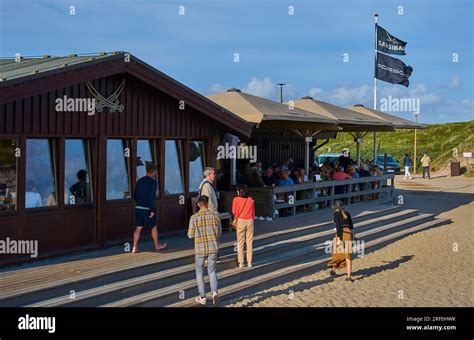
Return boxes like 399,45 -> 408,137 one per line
207,90 -> 338,131
291,97 -> 394,132
0,52 -> 253,137
349,104 -> 424,129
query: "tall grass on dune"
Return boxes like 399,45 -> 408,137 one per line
318,121 -> 474,172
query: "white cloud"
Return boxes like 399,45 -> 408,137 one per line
307,84 -> 372,106
243,77 -> 276,98
207,83 -> 227,94
448,75 -> 462,89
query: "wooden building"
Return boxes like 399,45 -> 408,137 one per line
0,52 -> 252,265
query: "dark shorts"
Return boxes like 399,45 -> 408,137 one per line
135,208 -> 157,230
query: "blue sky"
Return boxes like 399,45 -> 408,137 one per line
0,0 -> 472,123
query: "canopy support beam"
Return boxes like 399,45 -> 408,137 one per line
350,131 -> 368,168
292,129 -> 322,177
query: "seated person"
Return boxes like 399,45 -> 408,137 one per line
332,166 -> 352,195
278,170 -> 295,186
295,168 -> 309,184
262,167 -> 278,187
69,169 -> 89,204
247,169 -> 264,187
25,180 -> 43,208
332,166 -> 352,180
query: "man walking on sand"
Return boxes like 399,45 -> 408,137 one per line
188,195 -> 221,306
403,153 -> 413,180
199,167 -> 218,212
132,163 -> 167,253
421,153 -> 431,179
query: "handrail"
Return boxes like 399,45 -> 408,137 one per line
272,174 -> 394,193
247,174 -> 395,218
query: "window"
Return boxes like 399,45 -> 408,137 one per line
65,139 -> 93,205
25,139 -> 58,208
164,140 -> 184,195
106,139 -> 131,201
189,141 -> 205,192
136,140 -> 160,196
0,139 -> 18,212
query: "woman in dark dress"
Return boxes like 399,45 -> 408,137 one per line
327,200 -> 354,281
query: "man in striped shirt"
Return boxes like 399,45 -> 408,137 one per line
188,195 -> 222,306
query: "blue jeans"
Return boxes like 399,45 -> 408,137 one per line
195,253 -> 218,298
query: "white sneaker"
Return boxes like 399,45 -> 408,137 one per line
239,263 -> 244,268
247,263 -> 253,268
195,296 -> 206,305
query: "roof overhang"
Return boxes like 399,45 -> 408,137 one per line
0,53 -> 253,137
349,105 -> 425,129
208,91 -> 339,133
291,97 -> 395,132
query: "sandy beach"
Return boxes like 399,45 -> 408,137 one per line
227,175 -> 474,307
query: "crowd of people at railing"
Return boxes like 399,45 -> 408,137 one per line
233,152 -> 385,193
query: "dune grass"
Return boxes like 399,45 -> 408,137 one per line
318,120 -> 474,172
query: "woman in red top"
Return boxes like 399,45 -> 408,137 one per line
232,185 -> 255,268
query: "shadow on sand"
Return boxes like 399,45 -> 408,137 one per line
228,255 -> 414,307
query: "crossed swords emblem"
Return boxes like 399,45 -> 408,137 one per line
85,79 -> 125,113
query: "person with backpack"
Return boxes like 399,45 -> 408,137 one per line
231,185 -> 255,268
188,195 -> 222,306
327,200 -> 354,282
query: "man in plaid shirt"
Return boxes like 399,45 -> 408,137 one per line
188,195 -> 222,305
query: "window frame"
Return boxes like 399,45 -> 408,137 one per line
136,139 -> 160,198
188,140 -> 206,193
64,138 -> 95,208
24,138 -> 59,213
163,139 -> 185,197
106,139 -> 132,203
0,137 -> 19,215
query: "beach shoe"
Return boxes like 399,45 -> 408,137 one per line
195,296 -> 207,305
247,263 -> 252,268
156,243 -> 167,251
346,277 -> 354,282
239,263 -> 244,268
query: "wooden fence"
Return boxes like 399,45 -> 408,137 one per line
247,174 -> 395,218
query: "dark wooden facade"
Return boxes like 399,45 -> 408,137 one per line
0,54 -> 251,265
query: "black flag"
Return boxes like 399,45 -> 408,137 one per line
375,52 -> 413,87
376,25 -> 407,55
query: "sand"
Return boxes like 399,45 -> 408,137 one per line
227,176 -> 474,307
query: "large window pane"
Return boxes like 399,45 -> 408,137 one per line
189,141 -> 205,192
106,139 -> 131,200
164,140 -> 184,195
65,139 -> 93,205
0,139 -> 17,212
137,140 -> 159,196
25,139 -> 57,208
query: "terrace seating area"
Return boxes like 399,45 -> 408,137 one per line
217,155 -> 394,219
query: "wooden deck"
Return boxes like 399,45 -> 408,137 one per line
0,200 -> 392,302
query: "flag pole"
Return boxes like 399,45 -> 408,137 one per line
413,113 -> 418,174
373,14 -> 378,162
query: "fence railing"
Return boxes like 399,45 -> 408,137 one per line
247,174 -> 395,218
